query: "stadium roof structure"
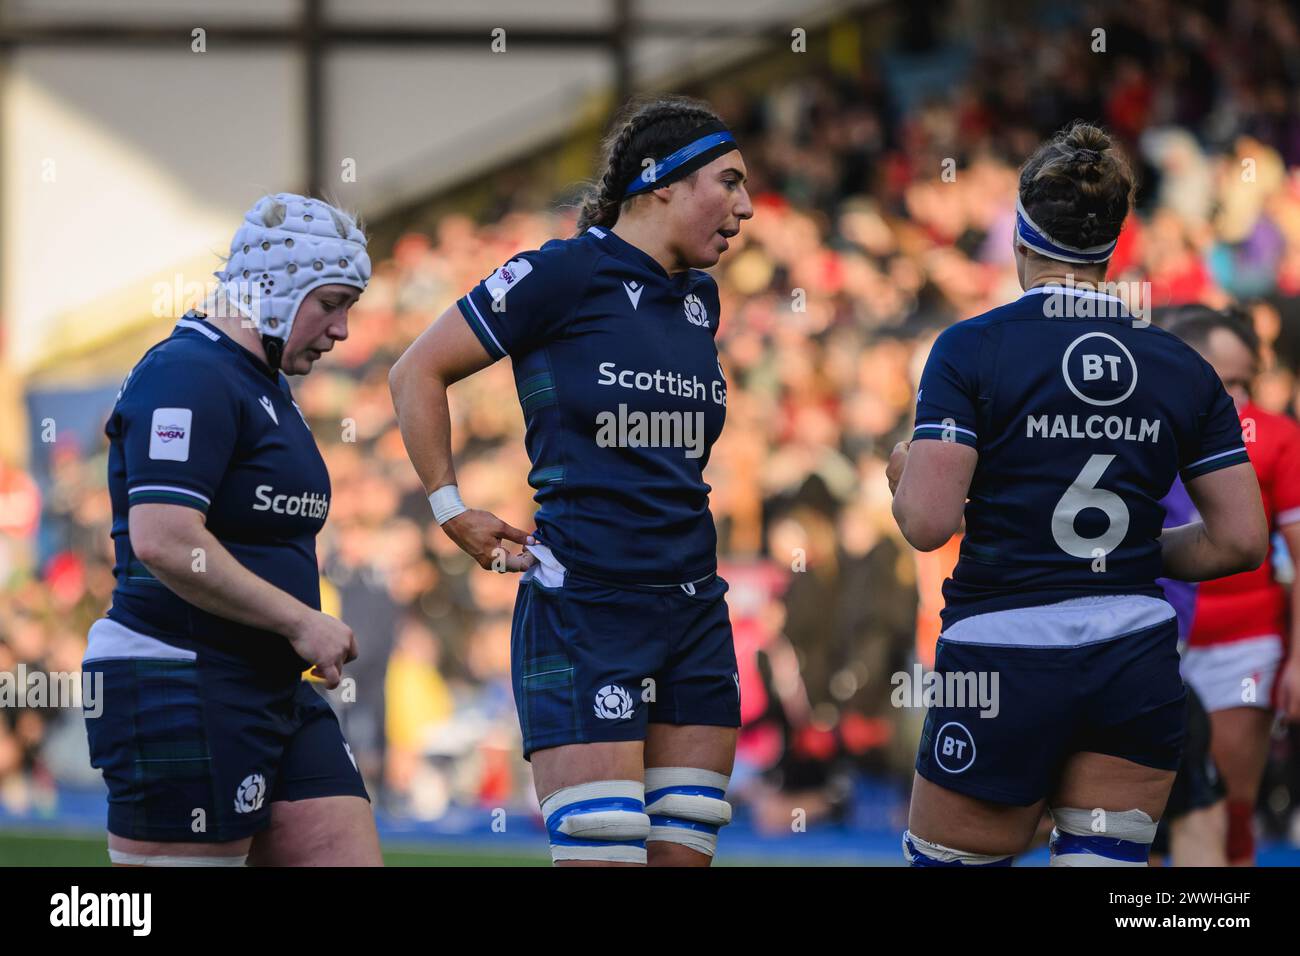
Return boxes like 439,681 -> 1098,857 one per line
2,0 -> 875,382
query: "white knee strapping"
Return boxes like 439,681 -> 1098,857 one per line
901,830 -> 1013,867
108,849 -> 247,866
540,780 -> 650,864
643,767 -> 732,857
1049,807 -> 1156,867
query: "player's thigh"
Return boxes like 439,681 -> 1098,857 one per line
1051,751 -> 1175,821
106,833 -> 252,866
644,723 -> 737,773
247,795 -> 381,867
1206,706 -> 1273,798
908,772 -> 1046,856
531,740 -> 645,799
531,741 -> 646,868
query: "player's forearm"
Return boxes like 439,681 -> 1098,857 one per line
1160,520 -> 1257,581
136,525 -> 312,640
389,363 -> 458,494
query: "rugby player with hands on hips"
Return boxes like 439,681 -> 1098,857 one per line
391,94 -> 752,866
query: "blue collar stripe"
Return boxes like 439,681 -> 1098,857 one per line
625,131 -> 737,197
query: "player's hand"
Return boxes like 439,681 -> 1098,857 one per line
288,610 -> 356,689
1277,658 -> 1300,722
886,440 -> 911,496
442,509 -> 537,573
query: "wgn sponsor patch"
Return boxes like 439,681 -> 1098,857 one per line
148,408 -> 192,461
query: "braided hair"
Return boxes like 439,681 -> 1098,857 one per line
575,95 -> 725,235
1018,121 -> 1136,254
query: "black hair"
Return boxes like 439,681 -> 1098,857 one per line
575,94 -> 726,235
1159,304 -> 1260,359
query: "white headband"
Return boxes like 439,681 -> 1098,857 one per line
215,193 -> 371,369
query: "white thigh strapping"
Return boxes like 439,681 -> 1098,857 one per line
108,849 -> 246,866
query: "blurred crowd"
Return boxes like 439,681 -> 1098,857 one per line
4,0 -> 1300,838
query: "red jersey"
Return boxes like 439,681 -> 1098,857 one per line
1189,403 -> 1300,646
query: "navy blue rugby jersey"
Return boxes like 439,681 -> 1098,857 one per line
912,286 -> 1248,628
104,311 -> 329,677
457,225 -> 727,585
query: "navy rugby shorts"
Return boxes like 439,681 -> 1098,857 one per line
915,595 -> 1186,806
510,545 -> 741,759
83,617 -> 368,843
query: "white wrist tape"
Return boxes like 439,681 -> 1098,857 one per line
429,484 -> 468,525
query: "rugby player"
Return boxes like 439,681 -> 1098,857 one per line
83,194 -> 381,866
1165,306 -> 1300,864
1152,467 -> 1227,866
887,123 -> 1268,867
390,95 -> 752,866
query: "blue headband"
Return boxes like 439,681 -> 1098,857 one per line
624,130 -> 738,198
1015,196 -> 1118,264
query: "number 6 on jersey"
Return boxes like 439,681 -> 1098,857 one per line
1052,454 -> 1130,560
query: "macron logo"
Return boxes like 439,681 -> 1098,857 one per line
623,281 -> 643,310
258,396 -> 278,425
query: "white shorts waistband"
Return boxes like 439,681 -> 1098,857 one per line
941,595 -> 1176,649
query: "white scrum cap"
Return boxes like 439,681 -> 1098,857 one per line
215,193 -> 371,369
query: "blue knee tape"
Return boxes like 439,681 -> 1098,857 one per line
540,781 -> 650,864
1049,830 -> 1149,864
902,831 -> 1013,867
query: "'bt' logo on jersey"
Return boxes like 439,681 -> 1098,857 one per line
683,294 -> 709,328
1061,332 -> 1138,407
252,484 -> 330,519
